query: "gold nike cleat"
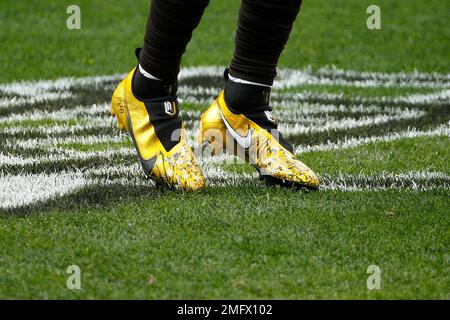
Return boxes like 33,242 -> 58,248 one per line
111,68 -> 205,191
199,91 -> 320,190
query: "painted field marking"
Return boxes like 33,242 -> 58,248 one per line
1,66 -> 449,211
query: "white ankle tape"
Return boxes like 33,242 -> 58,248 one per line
138,64 -> 161,81
228,74 -> 271,88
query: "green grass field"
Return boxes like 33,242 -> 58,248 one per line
0,0 -> 449,299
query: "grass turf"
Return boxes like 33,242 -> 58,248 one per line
1,189 -> 448,299
0,0 -> 448,82
302,136 -> 450,175
0,0 -> 449,299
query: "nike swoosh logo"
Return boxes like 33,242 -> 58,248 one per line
219,108 -> 252,149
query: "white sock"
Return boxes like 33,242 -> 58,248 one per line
138,64 -> 161,81
228,74 -> 271,88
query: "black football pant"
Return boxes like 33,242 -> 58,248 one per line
139,0 -> 303,86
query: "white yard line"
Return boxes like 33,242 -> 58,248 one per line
278,110 -> 426,135
0,103 -> 109,123
319,171 -> 450,191
273,102 -> 418,116
0,121 -> 113,135
294,124 -> 450,154
0,92 -> 74,109
275,68 -> 450,89
8,134 -> 128,150
0,172 -> 88,209
272,89 -> 450,107
1,168 -> 447,209
0,74 -> 122,97
0,147 -> 135,166
0,66 -> 448,101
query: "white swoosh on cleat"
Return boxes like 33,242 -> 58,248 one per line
219,108 -> 252,149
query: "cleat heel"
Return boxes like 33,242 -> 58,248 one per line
110,80 -> 128,131
198,125 -> 225,156
198,102 -> 227,156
